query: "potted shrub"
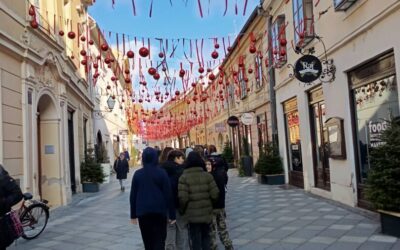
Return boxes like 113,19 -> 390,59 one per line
221,141 -> 234,169
96,142 -> 111,183
240,136 -> 253,177
254,143 -> 284,185
365,118 -> 400,237
81,147 -> 106,192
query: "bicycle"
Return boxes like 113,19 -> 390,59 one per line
17,193 -> 50,240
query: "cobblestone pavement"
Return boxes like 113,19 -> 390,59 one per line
8,169 -> 400,250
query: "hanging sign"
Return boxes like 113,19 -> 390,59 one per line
241,112 -> 254,125
227,116 -> 240,127
294,55 -> 322,83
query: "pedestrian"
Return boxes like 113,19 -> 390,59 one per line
185,147 -> 193,158
208,145 -> 229,172
130,147 -> 176,250
114,152 -> 129,191
161,150 -> 189,250
208,156 -> 234,250
178,151 -> 219,250
0,164 -> 23,250
159,146 -> 174,164
205,160 -> 212,173
124,148 -> 131,162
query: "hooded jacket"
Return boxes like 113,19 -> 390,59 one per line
130,148 -> 175,220
0,165 -> 23,217
209,156 -> 228,209
161,160 -> 184,209
178,152 -> 219,223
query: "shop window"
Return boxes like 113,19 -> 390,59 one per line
292,0 -> 315,48
255,54 -> 264,89
239,67 -> 247,99
271,15 -> 287,68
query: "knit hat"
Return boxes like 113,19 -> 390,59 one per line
185,151 -> 206,170
185,147 -> 193,158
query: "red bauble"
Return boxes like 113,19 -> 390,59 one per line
70,55 -> 75,59
280,38 -> 287,47
158,52 -> 164,58
218,80 -> 223,84
125,78 -> 131,84
89,40 -> 94,45
101,44 -> 108,51
214,43 -> 220,49
67,31 -> 76,39
139,99 -> 143,103
175,90 -> 180,96
127,50 -> 134,58
162,67 -> 167,72
81,59 -> 87,65
59,30 -> 64,36
153,73 -> 160,80
28,6 -> 36,16
139,47 -> 149,57
191,82 -> 196,87
249,45 -> 257,54
104,58 -> 111,64
148,67 -> 156,75
207,68 -> 212,73
233,71 -> 238,77
227,46 -> 233,52
265,59 -> 269,67
179,69 -> 185,77
299,32 -> 305,39
96,55 -> 101,60
111,76 -> 116,81
93,63 -> 98,69
211,50 -> 219,59
124,69 -> 130,75
80,36 -> 86,42
198,67 -> 204,74
142,81 -> 147,86
280,48 -> 286,57
80,50 -> 87,56
248,68 -> 253,74
209,73 -> 216,81
30,20 -> 39,29
106,85 -> 111,90
187,100 -> 191,104
244,77 -> 249,82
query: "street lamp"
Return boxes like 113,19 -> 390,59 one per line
93,95 -> 117,119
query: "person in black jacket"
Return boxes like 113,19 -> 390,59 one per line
0,164 -> 23,250
114,152 -> 129,191
130,147 -> 175,250
208,156 -> 233,250
161,150 -> 189,250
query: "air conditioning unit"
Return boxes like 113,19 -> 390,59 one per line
334,0 -> 358,11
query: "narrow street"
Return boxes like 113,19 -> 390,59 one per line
8,169 -> 400,250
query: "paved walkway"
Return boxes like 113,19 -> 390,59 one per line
8,169 -> 400,250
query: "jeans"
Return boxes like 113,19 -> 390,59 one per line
165,212 -> 189,250
188,223 -> 211,250
138,213 -> 167,250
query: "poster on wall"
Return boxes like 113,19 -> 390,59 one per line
368,120 -> 388,148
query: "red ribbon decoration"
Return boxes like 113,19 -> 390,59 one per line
149,0 -> 153,17
224,0 -> 228,16
243,0 -> 248,16
131,0 -> 137,16
197,0 -> 203,18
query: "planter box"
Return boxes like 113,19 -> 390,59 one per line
379,210 -> 400,238
258,174 -> 285,185
82,182 -> 100,193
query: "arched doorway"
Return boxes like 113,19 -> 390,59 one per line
37,93 -> 62,206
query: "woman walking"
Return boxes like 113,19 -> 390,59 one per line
130,147 -> 176,250
114,152 -> 129,191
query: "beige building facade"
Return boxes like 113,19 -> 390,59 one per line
0,0 -> 95,208
262,0 -> 400,208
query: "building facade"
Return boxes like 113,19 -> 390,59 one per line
262,0 -> 400,208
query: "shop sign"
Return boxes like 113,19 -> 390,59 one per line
119,129 -> 129,135
294,55 -> 322,83
227,116 -> 239,127
368,120 -> 388,148
241,113 -> 254,125
215,122 -> 226,132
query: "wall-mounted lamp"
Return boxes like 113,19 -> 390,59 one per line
93,96 -> 116,119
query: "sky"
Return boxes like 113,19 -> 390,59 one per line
88,0 -> 261,109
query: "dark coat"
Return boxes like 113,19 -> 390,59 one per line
161,160 -> 184,209
211,163 -> 228,209
114,158 -> 129,180
178,152 -> 219,223
130,147 -> 175,220
0,165 -> 23,217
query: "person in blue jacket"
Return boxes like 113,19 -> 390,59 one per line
130,147 -> 176,250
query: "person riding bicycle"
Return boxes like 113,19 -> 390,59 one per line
0,164 -> 23,249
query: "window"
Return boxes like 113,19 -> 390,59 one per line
334,0 -> 358,11
292,0 -> 314,47
228,83 -> 235,108
239,67 -> 247,99
255,53 -> 264,89
271,15 -> 287,68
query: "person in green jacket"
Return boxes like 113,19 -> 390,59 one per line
178,151 -> 219,250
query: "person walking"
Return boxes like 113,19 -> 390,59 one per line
114,152 -> 129,191
178,151 -> 219,250
130,147 -> 176,250
161,150 -> 189,250
208,156 -> 234,250
0,164 -> 23,250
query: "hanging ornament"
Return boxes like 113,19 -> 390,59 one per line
280,48 -> 287,57
227,46 -> 233,52
214,43 -> 220,49
89,39 -> 94,45
93,63 -> 98,69
59,30 -> 64,36
81,59 -> 87,65
30,20 -> 39,29
198,67 -> 205,74
104,57 -> 111,64
80,50 -> 87,56
179,69 -> 185,78
127,50 -> 134,58
158,52 -> 164,58
101,44 -> 109,51
124,69 -> 130,74
67,31 -> 76,39
280,38 -> 287,47
209,73 -> 216,81
248,68 -> 253,74
106,85 -> 111,90
139,47 -> 149,57
125,78 -> 131,83
148,67 -> 157,76
111,76 -> 116,81
211,50 -> 219,59
175,90 -> 180,96
153,72 -> 160,80
28,5 -> 36,16
191,82 -> 196,87
249,44 -> 257,54
80,36 -> 86,42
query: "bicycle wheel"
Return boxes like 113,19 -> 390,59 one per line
20,203 -> 49,240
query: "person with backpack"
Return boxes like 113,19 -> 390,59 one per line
178,151 -> 219,250
114,152 -> 129,191
0,164 -> 23,250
